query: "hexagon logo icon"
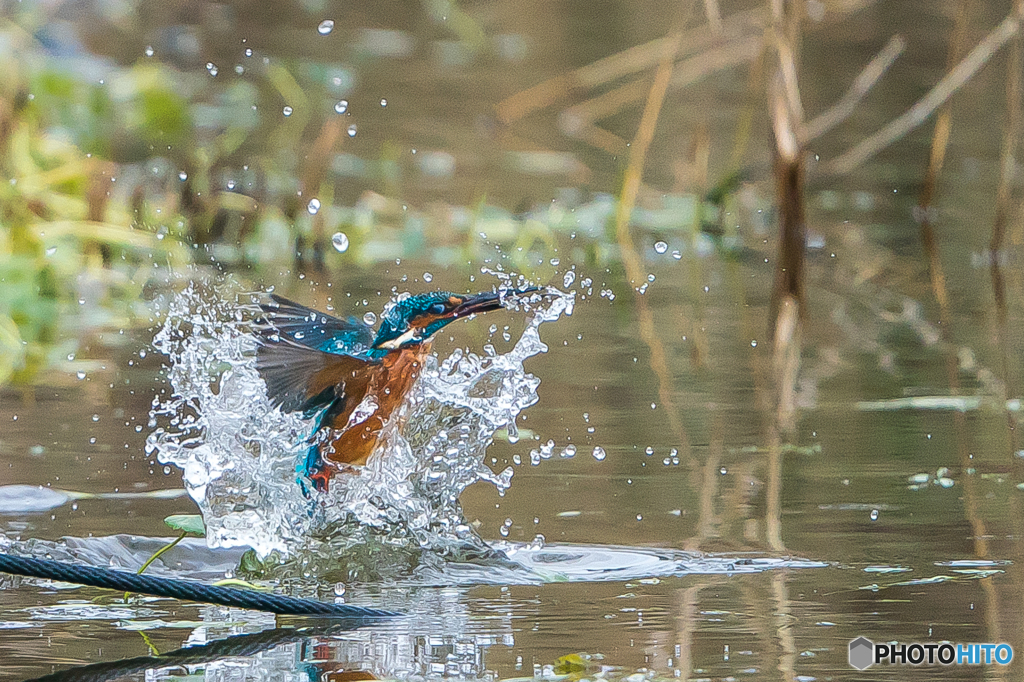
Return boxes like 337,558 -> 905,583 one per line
849,637 -> 874,670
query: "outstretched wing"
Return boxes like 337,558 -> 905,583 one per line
256,294 -> 374,356
255,333 -> 370,415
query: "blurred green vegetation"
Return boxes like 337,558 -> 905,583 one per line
0,5 -> 758,388
0,23 -> 190,384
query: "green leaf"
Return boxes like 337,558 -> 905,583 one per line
163,514 -> 206,536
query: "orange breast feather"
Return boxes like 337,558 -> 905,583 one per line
320,343 -> 430,469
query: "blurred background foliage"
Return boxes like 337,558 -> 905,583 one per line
0,0 -> 1020,399
0,0 -> 761,387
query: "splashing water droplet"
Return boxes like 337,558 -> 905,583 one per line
331,231 -> 356,251
592,446 -> 606,461
334,100 -> 348,114
318,19 -> 335,35
423,272 -> 433,283
654,241 -> 668,254
146,280 -> 575,570
283,106 -> 293,116
178,171 -> 188,181
870,509 -> 879,521
380,98 -> 388,107
307,198 -> 321,215
332,232 -> 349,252
206,62 -> 218,76
363,312 -> 377,325
144,46 -> 154,57
347,124 -> 357,137
563,271 -> 576,287
45,246 -> 57,256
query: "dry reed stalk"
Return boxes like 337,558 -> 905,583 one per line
685,413 -> 724,551
769,69 -> 806,318
557,114 -> 627,154
612,32 -> 694,461
762,0 -> 806,547
672,585 -> 700,678
765,425 -> 785,552
772,296 -> 801,432
990,2 -> 1022,460
495,7 -> 763,124
906,0 -> 995,566
803,35 -> 905,142
827,9 -> 1022,175
771,572 -> 798,680
728,48 -> 766,170
565,37 -> 764,128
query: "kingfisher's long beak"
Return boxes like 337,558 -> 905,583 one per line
450,287 -> 543,319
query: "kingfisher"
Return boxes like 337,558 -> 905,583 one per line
255,288 -> 539,491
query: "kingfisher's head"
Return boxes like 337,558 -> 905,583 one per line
371,289 -> 535,351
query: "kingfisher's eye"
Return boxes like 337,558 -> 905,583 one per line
428,302 -> 446,315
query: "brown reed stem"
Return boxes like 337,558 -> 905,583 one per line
991,2 -> 1023,460
828,10 -> 1021,175
613,32 -> 693,462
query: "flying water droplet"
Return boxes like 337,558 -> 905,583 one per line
334,100 -> 348,114
206,62 -> 218,76
347,124 -> 357,137
331,232 -> 349,252
144,282 -> 576,568
45,246 -> 57,256
144,46 -> 154,57
423,272 -> 433,283
178,171 -> 188,181
318,20 -> 335,35
307,198 -> 321,215
380,98 -> 387,107
283,106 -> 293,116
870,509 -> 879,521
563,271 -> 576,287
654,241 -> 668,254
592,446 -> 606,461
363,312 -> 377,325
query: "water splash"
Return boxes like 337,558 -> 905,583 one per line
146,279 -> 574,575
146,282 -> 316,556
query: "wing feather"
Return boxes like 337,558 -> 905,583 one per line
257,294 -> 374,356
255,333 -> 368,414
